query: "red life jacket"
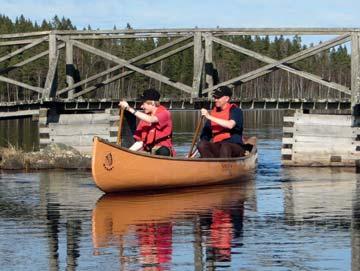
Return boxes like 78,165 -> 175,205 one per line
135,105 -> 175,155
210,103 -> 237,143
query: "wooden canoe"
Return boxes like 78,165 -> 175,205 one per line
92,182 -> 254,249
91,136 -> 257,193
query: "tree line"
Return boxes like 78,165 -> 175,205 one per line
0,14 -> 352,102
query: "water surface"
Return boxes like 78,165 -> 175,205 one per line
0,111 -> 359,270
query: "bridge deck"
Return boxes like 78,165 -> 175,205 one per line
0,99 -> 352,119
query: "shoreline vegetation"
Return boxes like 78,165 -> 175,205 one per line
0,143 -> 91,170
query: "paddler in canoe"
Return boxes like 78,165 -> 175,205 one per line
119,88 -> 176,157
190,86 -> 254,158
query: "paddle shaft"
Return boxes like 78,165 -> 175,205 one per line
117,107 -> 125,146
188,115 -> 204,158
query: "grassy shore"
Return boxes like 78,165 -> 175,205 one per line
0,144 -> 91,170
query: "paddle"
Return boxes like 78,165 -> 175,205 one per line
188,115 -> 204,158
117,107 -> 125,146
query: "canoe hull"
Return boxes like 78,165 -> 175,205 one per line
91,137 -> 257,193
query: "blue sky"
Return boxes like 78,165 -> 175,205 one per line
2,0 -> 359,44
2,0 -> 360,30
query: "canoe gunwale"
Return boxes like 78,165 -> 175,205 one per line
94,136 -> 257,162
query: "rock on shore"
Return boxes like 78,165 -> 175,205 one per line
0,143 -> 91,170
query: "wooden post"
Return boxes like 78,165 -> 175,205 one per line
65,39 -> 75,99
192,32 -> 203,98
351,33 -> 360,114
204,33 -> 214,97
49,32 -> 57,69
43,32 -> 58,98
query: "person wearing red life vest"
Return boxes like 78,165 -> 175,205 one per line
119,88 -> 175,157
197,86 -> 245,158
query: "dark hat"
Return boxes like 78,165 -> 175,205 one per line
140,88 -> 161,101
212,86 -> 232,98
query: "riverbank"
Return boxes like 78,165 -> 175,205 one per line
0,143 -> 91,170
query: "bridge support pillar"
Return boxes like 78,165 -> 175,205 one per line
281,110 -> 360,166
38,109 -> 135,153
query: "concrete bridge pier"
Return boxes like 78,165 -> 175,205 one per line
38,109 -> 135,154
281,110 -> 360,166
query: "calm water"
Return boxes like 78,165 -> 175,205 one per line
0,111 -> 360,270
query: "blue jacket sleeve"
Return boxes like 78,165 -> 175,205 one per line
230,107 -> 243,130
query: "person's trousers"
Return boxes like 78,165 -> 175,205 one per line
197,140 -> 245,158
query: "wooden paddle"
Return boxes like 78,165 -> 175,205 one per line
117,107 -> 125,146
188,115 -> 204,158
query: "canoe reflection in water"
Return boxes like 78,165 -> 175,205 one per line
92,181 -> 255,269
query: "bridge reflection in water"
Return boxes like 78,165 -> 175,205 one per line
281,167 -> 360,270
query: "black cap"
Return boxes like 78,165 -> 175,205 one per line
212,86 -> 232,98
140,88 -> 161,101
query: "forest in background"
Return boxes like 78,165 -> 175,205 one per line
0,14 -> 352,102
